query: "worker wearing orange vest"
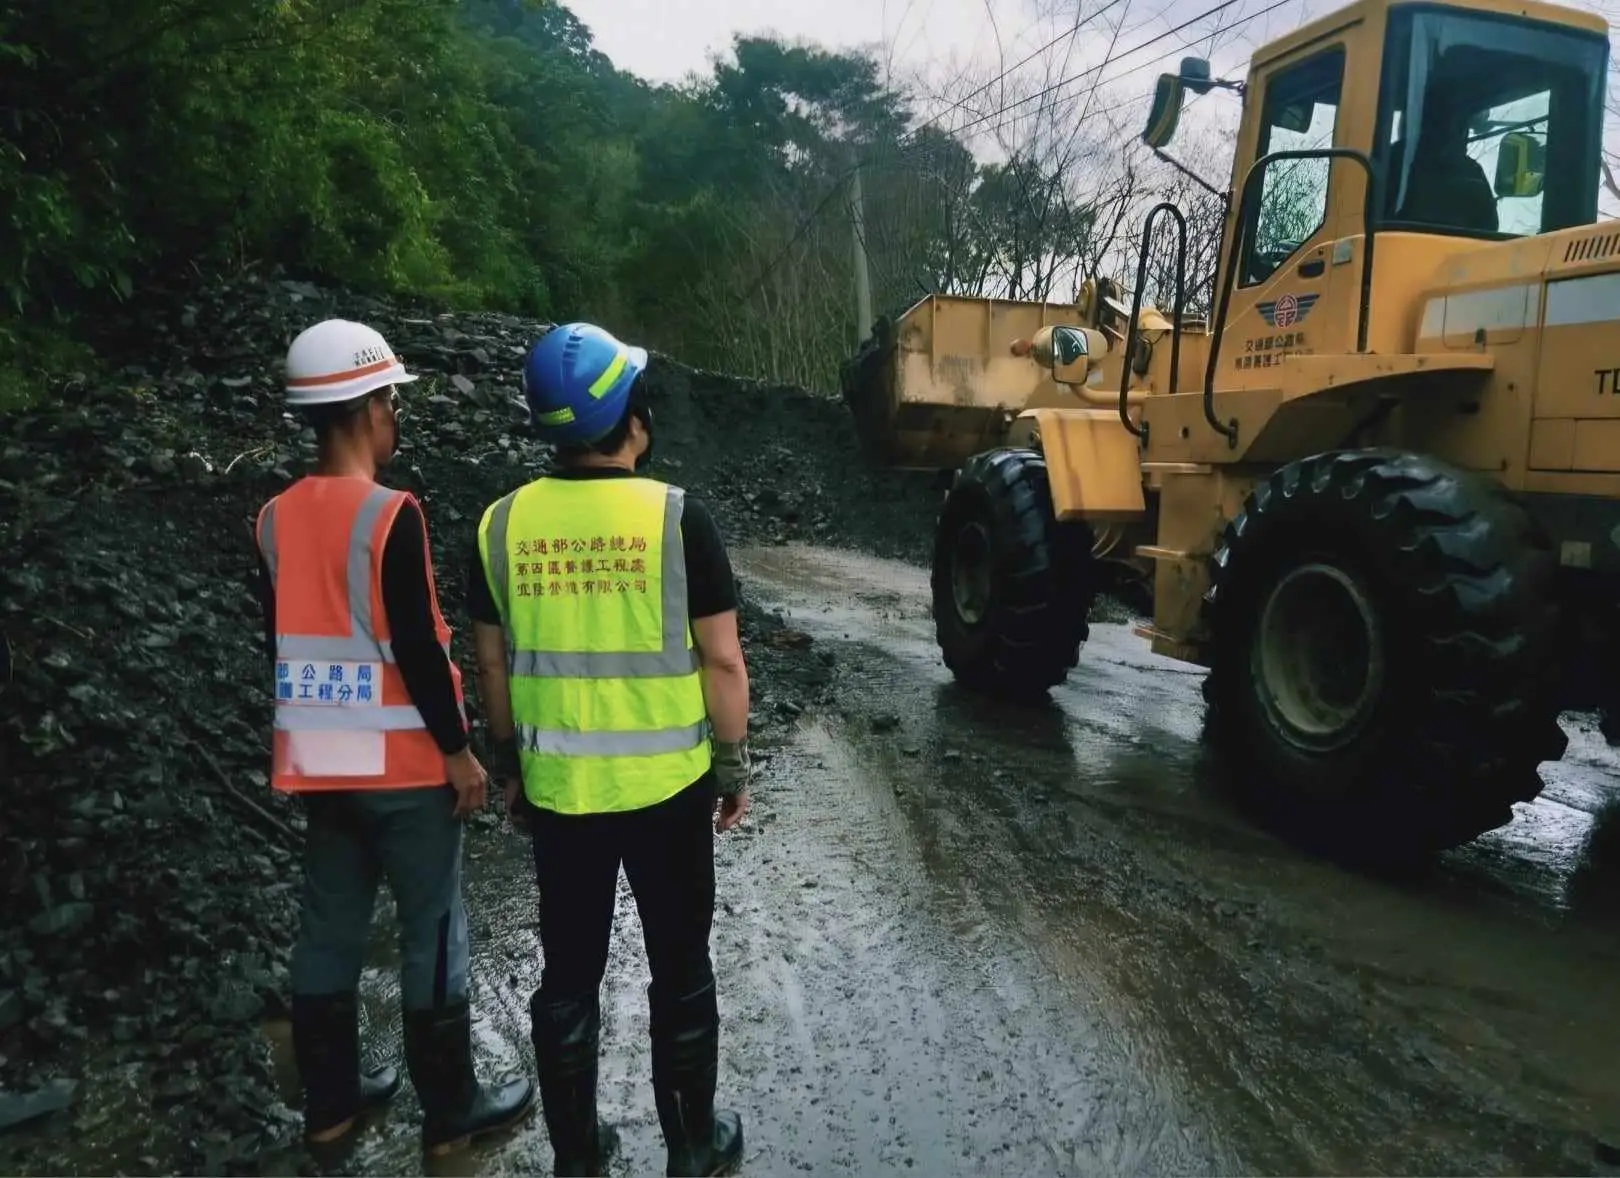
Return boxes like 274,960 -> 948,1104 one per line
253,319 -> 535,1156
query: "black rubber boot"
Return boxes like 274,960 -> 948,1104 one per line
290,992 -> 402,1144
530,990 -> 619,1176
403,999 -> 536,1157
650,981 -> 744,1178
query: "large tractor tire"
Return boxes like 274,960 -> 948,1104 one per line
1201,448 -> 1567,859
931,447 -> 1096,699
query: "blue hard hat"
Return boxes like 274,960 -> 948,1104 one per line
521,322 -> 648,445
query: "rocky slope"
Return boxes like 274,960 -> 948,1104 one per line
0,271 -> 940,1171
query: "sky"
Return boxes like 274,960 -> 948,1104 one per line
561,0 -> 1414,107
565,0 -> 1021,88
564,0 -> 1617,214
560,0 -> 1389,156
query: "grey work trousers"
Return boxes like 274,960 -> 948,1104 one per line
290,785 -> 470,1010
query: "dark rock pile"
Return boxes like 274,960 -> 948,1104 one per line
0,270 -> 937,1172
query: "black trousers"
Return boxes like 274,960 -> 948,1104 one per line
527,775 -> 717,1003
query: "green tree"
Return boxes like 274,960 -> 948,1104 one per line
0,3 -> 1004,398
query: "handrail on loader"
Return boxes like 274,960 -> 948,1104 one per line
1120,201 -> 1189,443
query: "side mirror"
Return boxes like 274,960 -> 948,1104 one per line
1144,74 -> 1187,148
1011,325 -> 1109,387
1143,58 -> 1215,148
1494,130 -> 1546,198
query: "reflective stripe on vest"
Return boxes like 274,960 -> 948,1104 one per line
260,487 -> 457,672
517,719 -> 709,757
477,477 -> 712,813
258,479 -> 466,791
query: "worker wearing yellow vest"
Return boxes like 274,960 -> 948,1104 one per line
254,319 -> 535,1157
468,322 -> 752,1177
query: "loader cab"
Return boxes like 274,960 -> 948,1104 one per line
1373,4 -> 1606,241
1145,0 -> 1608,367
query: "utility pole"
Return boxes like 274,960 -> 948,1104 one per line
849,163 -> 873,347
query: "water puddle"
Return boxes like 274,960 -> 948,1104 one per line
731,540 -> 1620,1174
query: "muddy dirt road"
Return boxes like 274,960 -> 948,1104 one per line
246,543 -> 1620,1177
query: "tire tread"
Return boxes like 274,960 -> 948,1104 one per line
1202,447 -> 1565,855
931,448 -> 1095,698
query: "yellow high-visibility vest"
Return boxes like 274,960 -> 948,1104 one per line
476,476 -> 712,814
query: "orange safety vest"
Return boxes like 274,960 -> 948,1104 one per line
254,475 -> 466,792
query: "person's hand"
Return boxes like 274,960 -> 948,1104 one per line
504,776 -> 529,832
446,748 -> 488,819
716,788 -> 750,833
711,739 -> 752,833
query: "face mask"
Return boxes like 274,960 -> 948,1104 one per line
381,388 -> 402,462
634,406 -> 655,473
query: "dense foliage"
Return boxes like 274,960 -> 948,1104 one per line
0,0 -> 1211,395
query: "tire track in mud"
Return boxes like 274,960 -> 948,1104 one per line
254,704 -> 1228,1175
732,723 -> 1228,1178
240,538 -> 1620,1178
731,543 -> 1620,1178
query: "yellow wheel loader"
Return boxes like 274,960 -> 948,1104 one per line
885,0 -> 1618,855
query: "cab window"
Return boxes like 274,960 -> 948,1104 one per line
1243,46 -> 1345,288
1375,6 -> 1606,238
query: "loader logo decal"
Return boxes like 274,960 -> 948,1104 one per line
1258,292 -> 1318,328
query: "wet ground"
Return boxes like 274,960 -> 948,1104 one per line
247,542 -> 1620,1177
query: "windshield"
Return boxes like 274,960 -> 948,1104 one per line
1374,4 -> 1607,238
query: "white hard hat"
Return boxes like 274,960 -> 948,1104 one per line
285,319 -> 420,406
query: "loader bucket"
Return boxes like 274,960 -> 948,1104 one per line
841,294 -> 1089,471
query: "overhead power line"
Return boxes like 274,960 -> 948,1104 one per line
1045,0 -> 1297,167
1060,0 -> 1139,160
734,0 -> 1297,306
734,0 -> 1129,305
945,0 -> 1294,145
732,176 -> 861,305
908,0 -> 1132,141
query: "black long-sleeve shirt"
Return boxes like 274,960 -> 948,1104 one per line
256,497 -> 469,757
